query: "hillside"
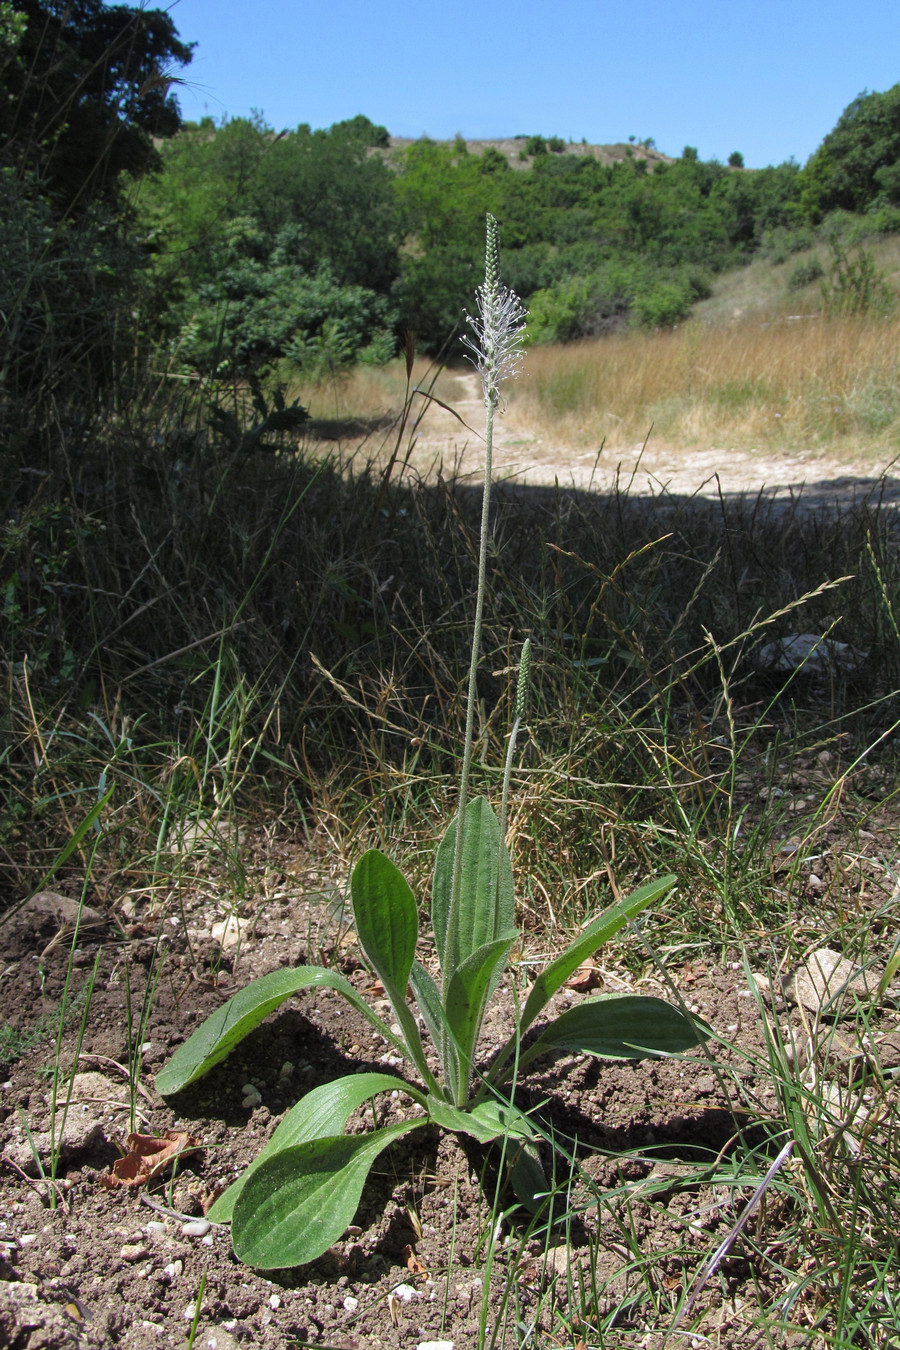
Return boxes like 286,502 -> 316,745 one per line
385,133 -> 674,171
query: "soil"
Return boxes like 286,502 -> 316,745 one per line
396,370 -> 900,513
2,794 -> 899,1350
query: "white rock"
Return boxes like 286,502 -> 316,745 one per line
784,947 -> 878,1016
755,633 -> 866,676
211,916 -> 250,949
393,1282 -> 418,1302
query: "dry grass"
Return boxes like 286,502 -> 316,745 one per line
509,314 -> 900,453
289,357 -> 460,427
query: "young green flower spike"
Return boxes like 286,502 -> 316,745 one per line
462,213 -> 527,406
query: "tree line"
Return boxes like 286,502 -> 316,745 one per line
4,0 -> 900,416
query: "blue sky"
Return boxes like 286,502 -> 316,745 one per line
168,0 -> 900,169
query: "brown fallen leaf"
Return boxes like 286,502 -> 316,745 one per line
402,1242 -> 428,1278
100,1130 -> 201,1189
565,959 -> 603,992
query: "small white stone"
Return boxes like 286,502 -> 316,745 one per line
279,1061 -> 294,1079
418,1342 -> 454,1350
342,1296 -> 359,1312
393,1282 -> 418,1302
268,1294 -> 281,1310
182,1219 -> 211,1238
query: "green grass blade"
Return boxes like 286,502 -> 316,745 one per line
231,1118 -> 428,1269
209,1072 -> 424,1222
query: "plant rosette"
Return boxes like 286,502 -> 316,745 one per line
155,836 -> 706,1270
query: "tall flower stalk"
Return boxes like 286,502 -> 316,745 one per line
446,213 -> 528,976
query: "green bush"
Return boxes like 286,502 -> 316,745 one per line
630,278 -> 693,328
788,256 -> 825,290
820,240 -> 895,318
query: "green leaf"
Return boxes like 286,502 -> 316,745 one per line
524,993 -> 709,1065
155,966 -> 403,1096
231,1118 -> 428,1269
350,850 -> 435,1089
426,1094 -> 536,1144
209,1072 -> 422,1222
444,932 -> 517,1101
508,1140 -> 550,1213
351,850 -> 418,995
432,797 -> 516,983
520,876 -> 677,1034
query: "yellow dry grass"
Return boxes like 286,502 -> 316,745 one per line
509,315 -> 900,453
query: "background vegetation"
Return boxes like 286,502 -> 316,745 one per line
2,6 -> 900,1344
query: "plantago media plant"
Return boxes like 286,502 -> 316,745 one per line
156,215 -> 707,1270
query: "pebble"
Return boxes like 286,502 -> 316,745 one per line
342,1296 -> 358,1312
182,1219 -> 211,1238
268,1294 -> 281,1310
418,1342 -> 454,1350
120,1243 -> 149,1262
393,1282 -> 418,1302
164,1261 -> 183,1280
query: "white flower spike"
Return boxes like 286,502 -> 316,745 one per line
462,213 -> 527,407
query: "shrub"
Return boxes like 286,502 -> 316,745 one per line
630,278 -> 693,328
820,240 -> 895,318
788,256 -> 826,290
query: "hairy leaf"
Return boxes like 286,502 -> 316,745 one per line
209,1072 -> 421,1222
524,993 -> 709,1065
351,850 -> 434,1088
351,850 -> 418,995
426,1094 -> 535,1143
231,1118 -> 428,1269
432,797 -> 515,983
155,966 -> 402,1096
444,932 -> 517,1100
521,876 -> 676,1033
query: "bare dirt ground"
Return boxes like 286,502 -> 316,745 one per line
399,370 -> 900,513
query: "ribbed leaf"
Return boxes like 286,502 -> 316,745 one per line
351,850 -> 418,996
209,1072 -> 421,1222
525,993 -> 709,1065
232,1118 -> 427,1269
432,797 -> 515,983
444,932 -> 516,1100
351,850 -> 433,1089
521,876 -> 677,1032
426,1094 -> 535,1143
155,965 -> 402,1096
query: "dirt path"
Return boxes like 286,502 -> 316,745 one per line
405,370 -> 900,511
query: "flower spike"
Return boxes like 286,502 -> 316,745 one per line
462,213 -> 528,407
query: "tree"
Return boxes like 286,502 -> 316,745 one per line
801,84 -> 900,219
0,0 -> 193,210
